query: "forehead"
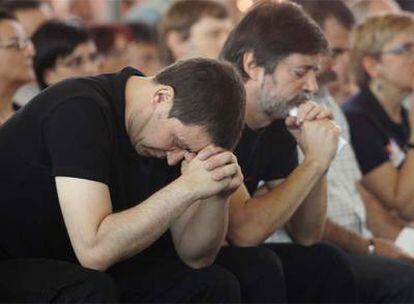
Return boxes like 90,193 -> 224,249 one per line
191,16 -> 233,32
369,0 -> 399,13
173,121 -> 212,152
68,41 -> 96,56
0,20 -> 25,39
385,29 -> 414,47
323,17 -> 350,48
277,53 -> 322,70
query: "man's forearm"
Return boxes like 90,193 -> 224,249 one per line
358,183 -> 404,240
395,151 -> 414,218
171,196 -> 229,268
323,219 -> 370,255
75,178 -> 196,270
228,158 -> 326,246
287,175 -> 327,245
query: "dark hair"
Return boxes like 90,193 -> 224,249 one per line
32,19 -> 92,89
1,0 -> 43,12
0,8 -> 16,21
293,0 -> 355,30
88,23 -> 132,55
159,0 -> 229,65
220,1 -> 328,81
127,22 -> 158,45
155,58 -> 246,150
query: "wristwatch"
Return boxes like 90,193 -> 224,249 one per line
368,239 -> 376,255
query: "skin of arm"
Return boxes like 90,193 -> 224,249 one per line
227,104 -> 339,247
359,100 -> 414,221
227,158 -> 326,247
323,219 -> 414,263
285,174 -> 327,245
361,150 -> 414,221
169,148 -> 242,268
357,182 -> 404,240
56,148 -> 242,271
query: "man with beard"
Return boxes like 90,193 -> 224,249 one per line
220,1 -> 358,303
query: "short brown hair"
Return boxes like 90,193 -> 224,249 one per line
220,0 -> 328,81
350,12 -> 414,88
155,57 -> 246,150
159,0 -> 229,65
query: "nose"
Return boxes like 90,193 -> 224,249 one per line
166,149 -> 186,166
303,72 -> 319,93
24,40 -> 35,58
82,59 -> 100,75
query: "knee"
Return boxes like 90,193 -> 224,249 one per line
81,269 -> 118,303
307,242 -> 354,276
195,265 -> 241,301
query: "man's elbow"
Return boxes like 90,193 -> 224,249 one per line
226,228 -> 265,247
289,229 -> 323,247
181,254 -> 217,269
76,249 -> 113,271
293,235 -> 322,246
395,198 -> 414,221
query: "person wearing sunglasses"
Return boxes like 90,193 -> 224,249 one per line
32,19 -> 101,90
343,13 -> 414,222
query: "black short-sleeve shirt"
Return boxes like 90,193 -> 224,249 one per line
0,68 -> 174,261
342,88 -> 410,175
235,120 -> 298,195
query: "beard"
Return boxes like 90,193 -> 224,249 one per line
258,88 -> 313,120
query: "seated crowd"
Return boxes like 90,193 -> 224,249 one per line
1,0 -> 414,303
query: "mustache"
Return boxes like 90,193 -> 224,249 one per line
317,70 -> 338,85
291,92 -> 314,105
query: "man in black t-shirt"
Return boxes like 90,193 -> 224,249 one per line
221,2 -> 358,303
0,58 -> 246,302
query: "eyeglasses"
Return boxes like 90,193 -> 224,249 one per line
59,52 -> 101,69
0,37 -> 32,50
382,42 -> 414,56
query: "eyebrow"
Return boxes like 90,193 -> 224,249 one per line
174,137 -> 192,152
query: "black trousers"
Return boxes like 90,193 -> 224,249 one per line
0,258 -> 117,303
107,255 -> 241,303
351,253 -> 414,303
216,246 -> 287,303
264,242 -> 358,303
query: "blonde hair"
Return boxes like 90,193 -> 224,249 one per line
350,12 -> 414,88
349,0 -> 400,23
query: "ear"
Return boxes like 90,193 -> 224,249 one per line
43,68 -> 56,87
361,55 -> 381,79
152,85 -> 175,106
166,31 -> 189,61
243,52 -> 264,82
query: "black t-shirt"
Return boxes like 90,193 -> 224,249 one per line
342,88 -> 410,175
0,67 -> 175,261
235,120 -> 298,195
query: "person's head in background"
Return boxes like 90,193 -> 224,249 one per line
127,22 -> 161,75
351,13 -> 414,102
0,9 -> 34,123
1,0 -> 52,37
159,0 -> 233,65
295,0 -> 358,104
32,19 -> 100,89
349,0 -> 400,23
220,1 -> 329,128
89,23 -> 133,74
